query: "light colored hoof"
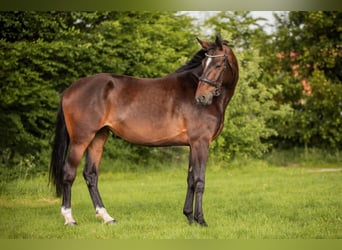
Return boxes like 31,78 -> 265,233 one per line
105,219 -> 116,225
65,221 -> 77,226
96,207 -> 116,224
61,207 -> 77,226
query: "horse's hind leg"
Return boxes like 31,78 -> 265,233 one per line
83,127 -> 115,224
61,142 -> 89,225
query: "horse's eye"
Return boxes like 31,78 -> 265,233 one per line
215,64 -> 221,69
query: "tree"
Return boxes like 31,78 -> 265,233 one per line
205,11 -> 287,159
263,11 -> 342,150
0,11 -> 198,176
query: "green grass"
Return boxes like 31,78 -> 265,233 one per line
0,159 -> 341,239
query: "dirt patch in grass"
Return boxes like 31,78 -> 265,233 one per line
307,168 -> 342,173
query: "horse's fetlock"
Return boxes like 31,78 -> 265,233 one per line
194,180 -> 205,193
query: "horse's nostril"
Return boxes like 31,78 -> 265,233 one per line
196,95 -> 206,104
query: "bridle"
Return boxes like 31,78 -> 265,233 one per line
199,52 -> 228,89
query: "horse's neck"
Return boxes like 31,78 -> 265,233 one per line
216,87 -> 235,115
167,70 -> 199,88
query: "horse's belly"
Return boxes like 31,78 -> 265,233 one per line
109,120 -> 189,146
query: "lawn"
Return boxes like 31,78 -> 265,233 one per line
0,161 -> 341,239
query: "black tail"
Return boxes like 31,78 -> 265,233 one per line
49,101 -> 69,197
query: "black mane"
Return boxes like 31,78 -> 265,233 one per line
174,49 -> 206,73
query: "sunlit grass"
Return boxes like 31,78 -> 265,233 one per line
0,160 -> 341,239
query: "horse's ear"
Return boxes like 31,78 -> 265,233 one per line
215,34 -> 223,50
196,37 -> 210,50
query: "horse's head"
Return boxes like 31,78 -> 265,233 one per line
195,34 -> 236,105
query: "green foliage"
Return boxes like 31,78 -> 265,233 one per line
287,11 -> 342,82
206,11 -> 268,50
211,48 -> 279,160
284,71 -> 342,149
1,11 -> 340,178
206,12 -> 285,160
101,136 -> 188,173
264,11 -> 342,149
263,147 -> 342,168
206,10 -> 342,157
0,11 -> 198,177
0,40 -> 60,158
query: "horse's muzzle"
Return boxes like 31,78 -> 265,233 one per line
195,93 -> 213,105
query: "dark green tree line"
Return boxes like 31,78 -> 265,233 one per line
262,11 -> 342,150
206,11 -> 341,160
0,11 -> 198,176
205,11 -> 290,160
0,11 -> 341,178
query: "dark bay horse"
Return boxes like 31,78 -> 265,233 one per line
50,34 -> 239,226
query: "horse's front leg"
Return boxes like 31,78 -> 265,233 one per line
184,141 -> 209,226
183,162 -> 195,224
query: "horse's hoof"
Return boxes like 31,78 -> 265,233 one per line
199,221 -> 208,227
194,218 -> 208,227
194,221 -> 208,227
105,219 -> 116,225
185,213 -> 194,225
65,221 -> 77,226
